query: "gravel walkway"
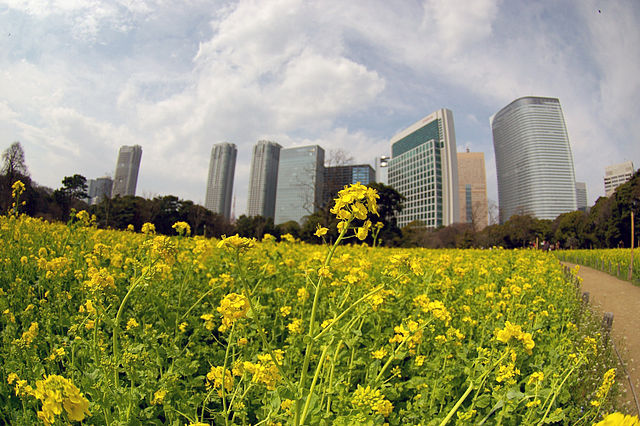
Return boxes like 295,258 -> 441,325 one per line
563,262 -> 640,416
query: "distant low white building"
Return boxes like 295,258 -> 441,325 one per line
604,161 -> 635,196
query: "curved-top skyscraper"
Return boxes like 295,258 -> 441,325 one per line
491,96 -> 577,223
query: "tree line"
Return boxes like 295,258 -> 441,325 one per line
2,141 -> 639,248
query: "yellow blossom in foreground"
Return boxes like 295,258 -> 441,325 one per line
495,321 -> 535,354
206,366 -> 234,396
314,224 -> 328,237
151,389 -> 167,405
141,222 -> 156,234
594,413 -> 640,426
371,348 -> 388,359
351,385 -> 393,417
217,292 -> 250,332
31,374 -> 90,424
217,234 -> 255,251
287,318 -> 304,334
171,221 -> 191,236
591,368 -> 616,407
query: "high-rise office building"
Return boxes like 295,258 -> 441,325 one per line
604,161 -> 635,196
324,164 -> 375,206
274,145 -> 324,225
388,109 -> 459,228
247,140 -> 281,218
374,156 -> 390,185
491,96 -> 577,223
205,143 -> 237,219
457,150 -> 488,230
87,177 -> 113,205
111,145 -> 142,197
575,182 -> 588,212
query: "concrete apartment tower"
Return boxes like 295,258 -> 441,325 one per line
247,140 -> 282,218
205,143 -> 237,220
388,108 -> 459,228
604,161 -> 635,196
111,145 -> 142,197
274,145 -> 325,225
491,96 -> 577,223
457,150 -> 488,230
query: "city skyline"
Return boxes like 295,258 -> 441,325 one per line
492,96 -> 577,223
2,2 -> 639,215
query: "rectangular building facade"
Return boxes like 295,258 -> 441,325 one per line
274,145 -> 324,225
604,161 -> 635,196
247,140 -> 281,218
112,145 -> 142,197
388,109 -> 459,228
205,143 -> 237,219
575,181 -> 588,212
324,164 -> 375,207
87,177 -> 113,205
457,151 -> 488,230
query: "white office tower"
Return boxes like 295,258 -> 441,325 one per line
388,109 -> 460,228
492,97 -> 577,223
247,140 -> 282,218
274,145 -> 325,225
604,161 -> 635,196
205,143 -> 237,220
112,145 -> 142,197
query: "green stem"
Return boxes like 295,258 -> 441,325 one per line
439,381 -> 474,426
300,339 -> 333,424
112,272 -> 146,387
295,222 -> 351,425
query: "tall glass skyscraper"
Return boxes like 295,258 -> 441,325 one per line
112,145 -> 142,197
247,140 -> 281,218
274,145 -> 324,225
491,96 -> 577,223
205,143 -> 237,220
388,109 -> 459,228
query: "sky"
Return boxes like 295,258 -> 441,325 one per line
1,0 -> 639,218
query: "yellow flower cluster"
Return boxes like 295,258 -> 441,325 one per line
389,320 -> 423,349
594,413 -> 640,426
413,295 -> 452,325
11,180 -> 26,199
243,350 -> 284,390
141,222 -> 156,234
20,321 -> 39,345
82,267 -> 116,293
495,321 -> 535,354
217,292 -> 250,332
330,183 -> 379,239
29,374 -> 91,425
206,366 -> 234,396
171,221 -> 191,236
591,368 -> 616,407
351,385 -> 394,417
286,318 -> 304,335
217,234 -> 255,252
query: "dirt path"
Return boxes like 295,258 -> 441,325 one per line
562,262 -> 640,415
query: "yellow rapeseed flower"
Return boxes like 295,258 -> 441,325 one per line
594,413 -> 640,425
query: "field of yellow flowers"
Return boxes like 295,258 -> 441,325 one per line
557,249 -> 639,285
0,183 -> 627,425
